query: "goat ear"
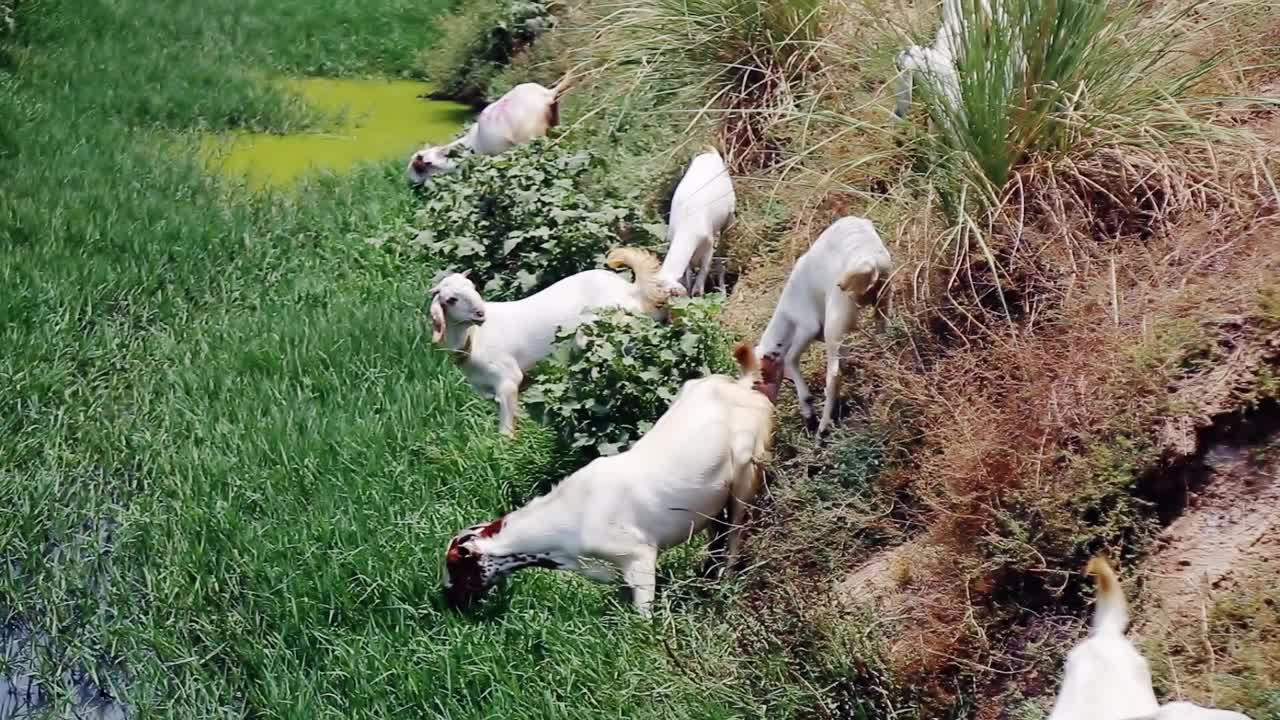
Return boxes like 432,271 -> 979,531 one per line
429,294 -> 446,344
460,270 -> 471,279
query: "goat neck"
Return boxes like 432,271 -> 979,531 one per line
660,225 -> 707,280
473,492 -> 577,564
439,317 -> 477,360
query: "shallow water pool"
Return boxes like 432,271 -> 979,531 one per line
201,77 -> 471,188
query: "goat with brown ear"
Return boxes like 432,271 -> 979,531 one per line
443,342 -> 777,615
755,216 -> 892,435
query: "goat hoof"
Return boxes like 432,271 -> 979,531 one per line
803,415 -> 819,435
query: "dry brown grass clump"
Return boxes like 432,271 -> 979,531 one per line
717,1 -> 1280,707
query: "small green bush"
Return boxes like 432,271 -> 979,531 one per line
401,139 -> 643,300
421,0 -> 557,106
524,296 -> 736,456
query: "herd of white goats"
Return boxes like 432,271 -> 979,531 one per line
402,12 -> 1252,717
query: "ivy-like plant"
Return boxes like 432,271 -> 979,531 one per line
402,140 -> 643,300
524,296 -> 735,457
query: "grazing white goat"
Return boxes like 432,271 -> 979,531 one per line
407,73 -> 576,185
657,149 -> 736,297
1049,557 -> 1256,720
427,247 -> 666,436
755,216 -> 891,435
443,343 -> 782,616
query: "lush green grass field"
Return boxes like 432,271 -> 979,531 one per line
0,1 -> 799,717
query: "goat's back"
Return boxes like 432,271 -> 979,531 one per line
776,216 -> 890,308
481,269 -> 644,370
472,83 -> 557,155
641,374 -> 773,467
589,374 -> 771,548
1048,634 -> 1159,720
670,152 -> 735,234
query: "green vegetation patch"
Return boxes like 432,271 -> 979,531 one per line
0,0 -> 813,717
201,77 -> 472,189
526,297 -> 736,456
398,139 -> 645,300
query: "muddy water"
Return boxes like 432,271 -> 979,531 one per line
201,77 -> 472,188
1,622 -> 126,719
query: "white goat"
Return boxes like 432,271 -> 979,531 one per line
1048,557 -> 1256,720
894,44 -> 962,120
657,149 -> 736,297
894,0 -> 1009,121
1048,557 -> 1161,720
427,247 -> 665,436
1156,703 -> 1252,720
755,216 -> 891,435
407,73 -> 576,185
443,343 -> 782,616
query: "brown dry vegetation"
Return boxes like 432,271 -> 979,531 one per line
712,1 -> 1280,715
508,0 -> 1280,714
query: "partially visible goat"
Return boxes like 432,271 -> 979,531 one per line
443,342 -> 782,616
407,72 -> 577,185
894,0 -> 1005,121
656,149 -> 736,297
427,247 -> 666,436
1156,702 -> 1252,720
894,44 -> 961,120
755,216 -> 891,435
1048,556 -> 1161,720
1048,557 -> 1256,720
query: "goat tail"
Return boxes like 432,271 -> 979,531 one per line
551,67 -> 579,100
606,247 -> 666,311
1085,555 -> 1129,636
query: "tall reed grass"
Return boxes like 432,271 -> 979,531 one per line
585,0 -> 830,163
897,0 -> 1264,312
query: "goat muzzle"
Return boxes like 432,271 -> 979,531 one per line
756,356 -> 783,403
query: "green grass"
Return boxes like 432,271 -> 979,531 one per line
0,0 -> 815,717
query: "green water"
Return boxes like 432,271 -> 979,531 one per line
201,77 -> 471,188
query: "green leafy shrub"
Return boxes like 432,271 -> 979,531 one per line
421,0 -> 557,106
525,296 -> 736,456
401,139 -> 644,300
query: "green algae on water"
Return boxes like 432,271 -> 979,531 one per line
201,77 -> 471,188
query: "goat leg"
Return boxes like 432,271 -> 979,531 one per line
722,462 -> 763,576
621,547 -> 659,617
496,380 -> 520,437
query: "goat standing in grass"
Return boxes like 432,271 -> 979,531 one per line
407,72 -> 577,185
755,216 -> 891,435
894,0 -> 1005,121
427,247 -> 666,437
1048,557 -> 1254,720
655,148 -> 735,297
443,343 -> 781,616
